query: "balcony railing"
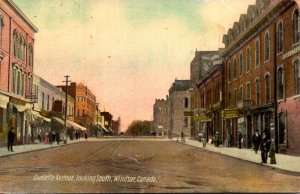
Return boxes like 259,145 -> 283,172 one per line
237,100 -> 252,109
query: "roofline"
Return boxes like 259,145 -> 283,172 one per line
6,0 -> 39,33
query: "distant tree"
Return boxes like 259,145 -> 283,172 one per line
126,120 -> 151,136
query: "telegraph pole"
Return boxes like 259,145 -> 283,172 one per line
63,75 -> 70,142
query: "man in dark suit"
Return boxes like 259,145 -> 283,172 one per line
260,132 -> 271,164
7,127 -> 16,152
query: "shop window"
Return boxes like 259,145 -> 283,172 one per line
278,112 -> 286,144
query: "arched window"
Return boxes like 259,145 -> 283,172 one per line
246,82 -> 251,100
13,30 -> 18,57
239,85 -> 243,101
256,78 -> 261,105
228,62 -> 231,82
264,32 -> 270,61
278,67 -> 284,99
294,59 -> 300,94
239,52 -> 243,76
246,47 -> 251,72
278,22 -> 283,53
27,44 -> 33,67
265,74 -> 271,103
233,58 -> 237,79
0,15 -> 4,47
293,9 -> 300,44
255,39 -> 260,67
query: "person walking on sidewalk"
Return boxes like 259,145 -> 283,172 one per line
238,132 -> 243,149
7,127 -> 16,152
252,130 -> 261,154
260,132 -> 271,164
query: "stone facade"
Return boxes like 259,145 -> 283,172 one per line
153,99 -> 168,136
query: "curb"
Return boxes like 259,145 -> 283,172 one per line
171,139 -> 300,176
0,140 -> 86,159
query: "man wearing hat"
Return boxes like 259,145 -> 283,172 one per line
7,127 -> 16,152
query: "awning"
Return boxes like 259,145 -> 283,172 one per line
68,120 -> 86,131
52,116 -> 72,128
32,111 -> 51,122
97,123 -> 109,133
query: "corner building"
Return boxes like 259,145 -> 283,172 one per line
222,0 -> 300,154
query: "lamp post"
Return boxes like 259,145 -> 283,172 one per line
63,75 -> 70,143
96,103 -> 100,137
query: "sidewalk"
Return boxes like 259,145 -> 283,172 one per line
172,138 -> 300,174
0,138 -> 96,158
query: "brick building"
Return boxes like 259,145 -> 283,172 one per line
57,82 -> 96,130
153,98 -> 168,136
190,50 -> 219,139
221,0 -> 300,154
0,0 -> 38,145
167,79 -> 191,137
195,54 -> 224,143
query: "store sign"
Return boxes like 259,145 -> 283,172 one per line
223,109 -> 238,118
194,114 -> 211,122
10,97 -> 27,106
282,44 -> 300,60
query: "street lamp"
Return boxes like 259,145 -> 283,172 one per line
95,103 -> 100,137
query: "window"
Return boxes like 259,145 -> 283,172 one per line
234,89 -> 237,107
278,68 -> 284,99
13,30 -> 18,57
17,71 -> 20,95
246,82 -> 251,100
255,39 -> 260,67
265,75 -> 271,103
294,59 -> 300,94
239,52 -> 243,76
27,44 -> 33,67
27,76 -> 32,96
183,97 -> 189,108
12,67 -> 17,93
228,91 -> 232,108
21,72 -> 24,96
47,95 -> 49,111
278,22 -> 283,53
228,62 -> 232,81
239,86 -> 243,101
42,92 -> 45,110
52,97 -> 54,111
264,32 -> 270,61
184,117 -> 188,127
0,16 -> 3,47
233,58 -> 237,79
293,9 -> 300,44
83,109 -> 85,115
34,84 -> 39,103
256,79 -> 261,105
246,47 -> 251,72
278,112 -> 286,144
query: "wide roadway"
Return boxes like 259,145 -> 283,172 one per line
0,139 -> 299,193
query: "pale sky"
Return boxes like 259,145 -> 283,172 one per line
15,0 -> 255,131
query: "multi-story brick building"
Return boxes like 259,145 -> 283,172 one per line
153,98 -> 168,137
0,0 -> 38,145
167,79 -> 191,137
196,54 -> 224,143
221,0 -> 300,154
190,50 -> 219,139
57,82 -> 96,130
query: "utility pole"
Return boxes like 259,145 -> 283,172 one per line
63,75 -> 70,142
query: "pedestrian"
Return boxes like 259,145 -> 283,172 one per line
227,133 -> 232,147
85,132 -> 88,139
38,132 -> 42,143
44,131 -> 49,144
56,132 -> 60,145
260,132 -> 271,164
75,131 -> 78,140
78,131 -> 81,140
252,130 -> 261,154
7,127 -> 16,152
214,132 -> 220,147
238,132 -> 243,149
52,131 -> 56,143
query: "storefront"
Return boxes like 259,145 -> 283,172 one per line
223,109 -> 238,147
194,113 -> 212,141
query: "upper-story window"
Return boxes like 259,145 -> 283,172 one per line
294,59 -> 300,95
264,32 -> 270,61
278,21 -> 284,53
234,88 -> 237,107
246,47 -> 251,72
183,97 -> 189,108
278,67 -> 284,99
239,85 -> 243,102
255,39 -> 260,67
265,74 -> 271,103
228,90 -> 232,108
0,15 -> 4,47
256,78 -> 261,105
233,58 -> 237,80
239,52 -> 243,76
228,62 -> 232,82
293,9 -> 300,44
27,44 -> 33,67
13,30 -> 18,57
246,82 -> 251,100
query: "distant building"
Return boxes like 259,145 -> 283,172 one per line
153,99 -> 168,136
112,117 -> 121,135
101,111 -> 113,133
167,79 -> 191,137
